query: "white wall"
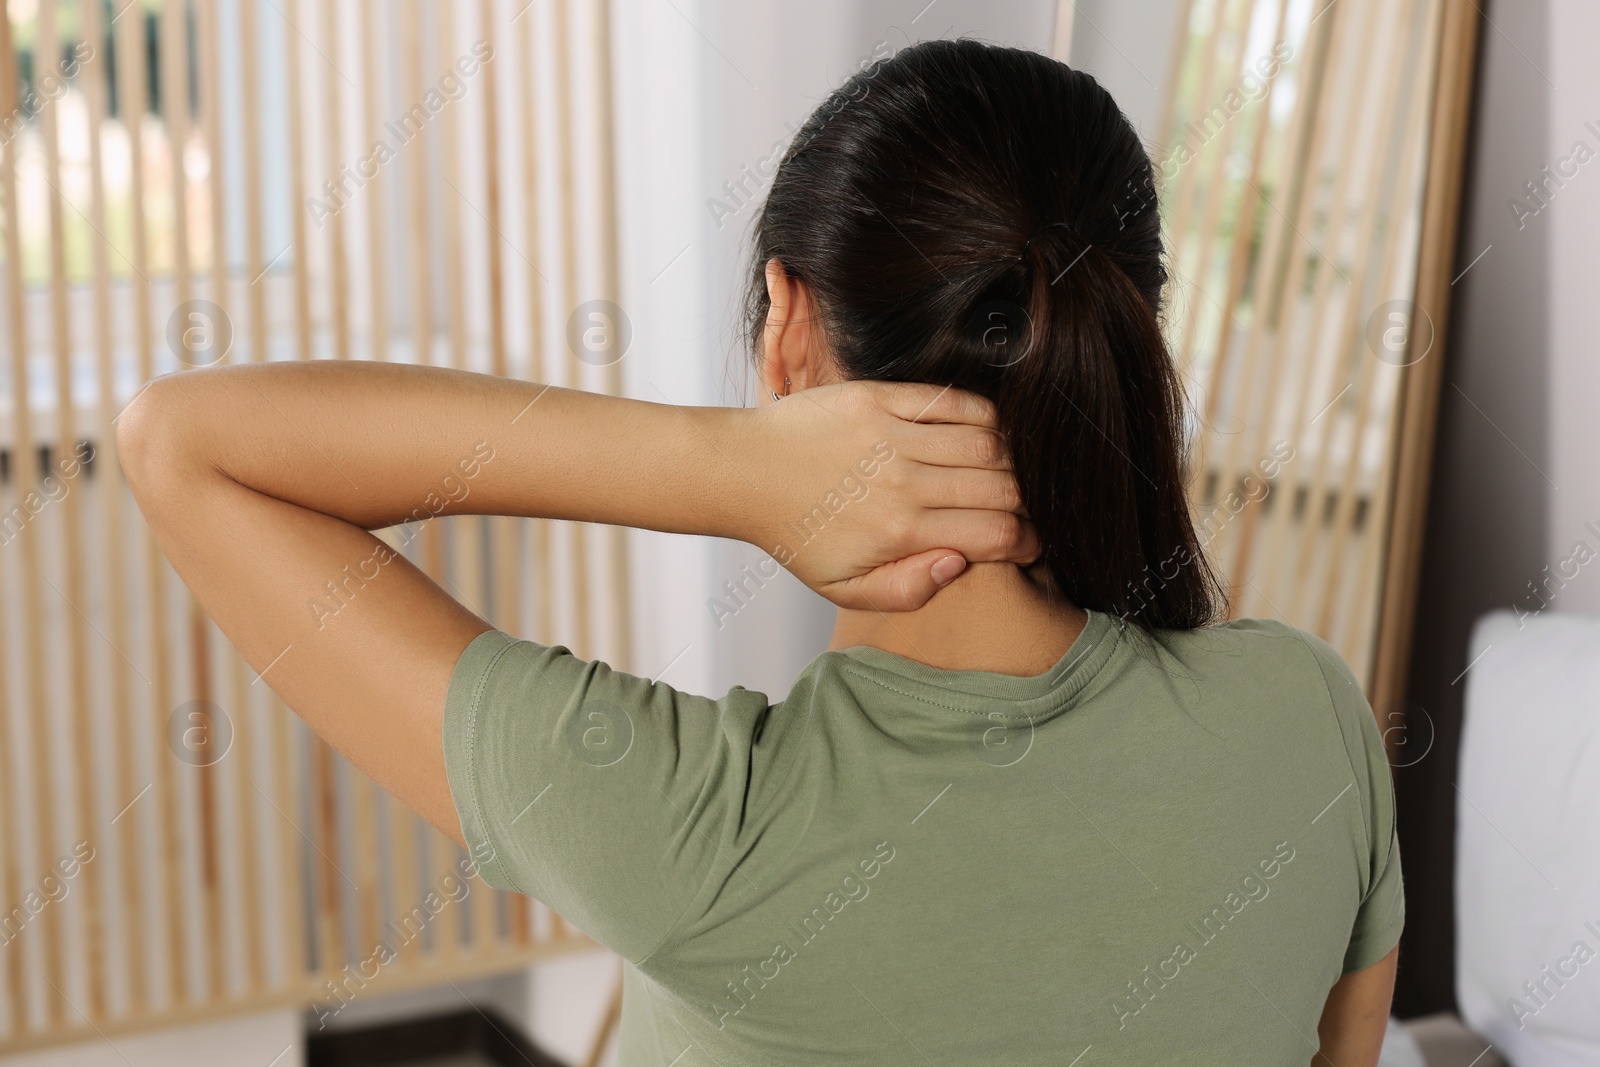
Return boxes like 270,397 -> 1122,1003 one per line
1547,0 -> 1600,605
1069,0 -> 1184,138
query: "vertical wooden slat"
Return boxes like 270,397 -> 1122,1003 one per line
361,0 -> 389,364
479,0 -> 506,382
38,0 -> 106,1022
434,0 -> 469,379
437,2 -> 468,376
349,762 -> 383,959
402,0 -> 433,369
162,0 -> 192,299
385,790 -> 423,964
0,2 -> 32,1036
0,480 -> 26,1031
322,0 -> 350,360
240,0 -> 268,367
0,477 -> 26,1033
77,0 -> 147,1016
309,730 -> 343,977
284,0 -> 313,366
5,0 -> 64,1028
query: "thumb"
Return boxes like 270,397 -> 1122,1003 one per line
826,550 -> 968,612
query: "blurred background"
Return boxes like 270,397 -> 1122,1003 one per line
0,0 -> 1595,1064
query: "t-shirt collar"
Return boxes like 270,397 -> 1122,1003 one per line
829,607 -> 1124,718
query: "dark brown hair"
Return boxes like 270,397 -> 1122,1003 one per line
743,38 -> 1224,629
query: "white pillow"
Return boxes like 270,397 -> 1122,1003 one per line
1458,610 -> 1600,1066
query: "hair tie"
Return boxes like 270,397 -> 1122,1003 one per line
1020,221 -> 1077,261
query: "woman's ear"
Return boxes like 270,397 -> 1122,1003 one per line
761,258 -> 827,401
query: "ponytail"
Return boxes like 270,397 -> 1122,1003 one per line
999,228 -> 1222,628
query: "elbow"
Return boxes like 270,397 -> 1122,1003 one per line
115,372 -> 204,497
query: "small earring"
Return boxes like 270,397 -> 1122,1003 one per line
771,375 -> 790,401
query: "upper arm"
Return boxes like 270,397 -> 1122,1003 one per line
117,380 -> 492,845
1315,944 -> 1399,1067
441,631 -> 770,961
117,363 -> 768,957
1289,628 -> 1405,968
1289,629 -> 1404,1064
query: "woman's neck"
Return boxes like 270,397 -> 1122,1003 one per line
828,562 -> 1088,676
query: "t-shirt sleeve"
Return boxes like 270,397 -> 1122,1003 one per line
440,629 -> 771,964
1298,630 -> 1406,974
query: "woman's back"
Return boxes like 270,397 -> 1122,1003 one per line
443,612 -> 1402,1065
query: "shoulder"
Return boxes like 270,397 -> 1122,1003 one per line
1142,617 -> 1376,752
1230,619 -> 1372,736
1214,619 -> 1390,822
1145,614 -> 1355,693
1206,617 -> 1369,725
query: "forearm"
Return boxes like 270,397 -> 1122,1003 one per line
1314,945 -> 1398,1066
119,360 -> 752,541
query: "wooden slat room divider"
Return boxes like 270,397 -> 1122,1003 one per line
0,0 -> 630,1052
1153,0 -> 1453,692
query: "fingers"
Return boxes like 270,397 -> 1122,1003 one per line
908,466 -> 1024,513
896,423 -> 1012,471
906,509 -> 1042,567
823,549 -> 969,612
875,381 -> 999,428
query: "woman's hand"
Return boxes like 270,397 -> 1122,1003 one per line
735,380 -> 1040,611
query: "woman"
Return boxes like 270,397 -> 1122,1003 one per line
120,39 -> 1401,1066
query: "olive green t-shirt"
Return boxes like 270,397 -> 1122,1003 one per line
442,610 -> 1403,1065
